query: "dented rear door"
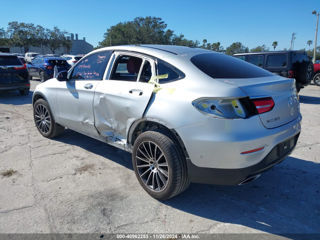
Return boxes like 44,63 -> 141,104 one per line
93,52 -> 155,140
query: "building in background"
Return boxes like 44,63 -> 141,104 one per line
0,33 -> 94,55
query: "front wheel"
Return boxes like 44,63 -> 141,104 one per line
313,72 -> 320,86
33,99 -> 64,138
132,131 -> 189,200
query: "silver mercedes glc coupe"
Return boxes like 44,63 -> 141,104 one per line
32,45 -> 301,200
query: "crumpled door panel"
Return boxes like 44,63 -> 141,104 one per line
93,80 -> 154,141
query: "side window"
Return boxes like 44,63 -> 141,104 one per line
235,55 -> 246,61
70,51 -> 112,80
266,54 -> 287,67
139,61 -> 152,83
156,59 -> 184,83
247,55 -> 264,67
110,55 -> 143,81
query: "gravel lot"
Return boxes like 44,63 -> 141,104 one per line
0,80 -> 319,236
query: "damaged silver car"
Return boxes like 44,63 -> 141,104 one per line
32,45 -> 301,200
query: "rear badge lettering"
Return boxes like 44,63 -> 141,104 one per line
266,116 -> 280,123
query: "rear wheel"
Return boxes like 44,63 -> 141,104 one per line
19,89 -> 29,96
313,72 -> 320,86
33,99 -> 64,138
132,131 -> 189,200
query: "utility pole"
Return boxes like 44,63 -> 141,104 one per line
290,33 -> 296,50
312,10 -> 319,63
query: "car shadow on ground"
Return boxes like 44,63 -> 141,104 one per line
0,90 -> 33,105
54,130 -> 320,236
299,95 -> 320,105
55,129 -> 133,170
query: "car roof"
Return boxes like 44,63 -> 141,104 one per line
234,50 -> 306,56
93,44 -> 209,59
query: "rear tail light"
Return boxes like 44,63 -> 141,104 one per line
72,60 -> 77,63
288,70 -> 295,78
252,97 -> 275,114
192,98 -> 248,119
46,65 -> 53,70
14,64 -> 27,70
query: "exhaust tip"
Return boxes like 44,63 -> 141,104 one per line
238,174 -> 261,186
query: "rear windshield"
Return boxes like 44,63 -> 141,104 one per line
266,54 -> 287,67
0,56 -> 22,66
48,60 -> 68,66
191,53 -> 272,79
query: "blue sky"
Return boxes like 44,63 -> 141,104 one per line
0,0 -> 319,50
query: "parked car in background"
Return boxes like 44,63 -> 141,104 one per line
18,56 -> 26,65
234,51 -> 313,92
32,45 -> 301,200
25,52 -> 40,63
61,54 -> 83,66
312,61 -> 320,86
28,56 -> 70,82
0,53 -> 30,95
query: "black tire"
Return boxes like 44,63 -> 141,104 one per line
19,89 -> 29,96
313,72 -> 320,86
33,99 -> 64,138
40,71 -> 48,82
132,130 -> 189,200
295,62 -> 313,85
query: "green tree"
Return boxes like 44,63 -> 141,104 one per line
47,27 -> 69,53
171,34 -> 199,47
99,17 -> 175,46
6,21 -> 38,52
225,42 -> 248,55
0,27 -> 9,46
35,25 -> 48,53
250,44 -> 269,52
272,41 -> 278,50
211,42 -> 223,52
202,39 -> 207,48
307,40 -> 313,49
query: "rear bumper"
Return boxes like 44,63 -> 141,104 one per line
187,133 -> 299,185
0,82 -> 30,91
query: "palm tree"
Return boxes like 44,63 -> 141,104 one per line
307,40 -> 313,49
272,41 -> 278,50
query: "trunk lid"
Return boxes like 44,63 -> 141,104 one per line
223,75 -> 299,129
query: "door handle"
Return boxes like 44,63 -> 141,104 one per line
129,89 -> 143,96
84,83 -> 93,89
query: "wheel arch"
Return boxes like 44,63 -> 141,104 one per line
32,92 -> 48,105
127,119 -> 190,160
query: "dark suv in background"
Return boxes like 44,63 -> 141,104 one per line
0,53 -> 30,96
234,51 -> 313,92
28,56 -> 71,82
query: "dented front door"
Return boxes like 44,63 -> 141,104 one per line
55,50 -> 112,137
93,52 -> 155,140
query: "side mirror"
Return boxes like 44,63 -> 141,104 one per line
57,71 -> 68,81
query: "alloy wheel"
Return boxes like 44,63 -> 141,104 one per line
135,141 -> 169,192
34,104 -> 51,134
